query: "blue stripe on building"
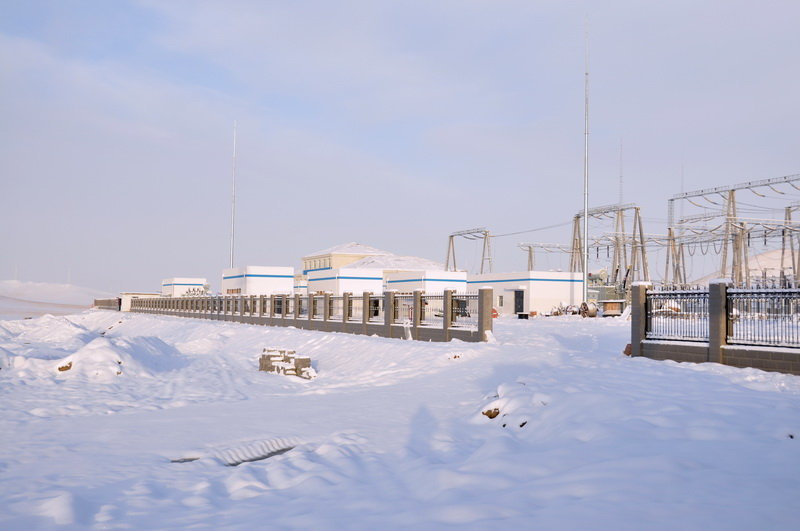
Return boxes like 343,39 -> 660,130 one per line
223,274 -> 294,280
302,266 -> 332,275
308,276 -> 382,282
387,278 -> 468,283
466,278 -> 582,284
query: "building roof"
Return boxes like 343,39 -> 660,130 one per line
304,242 -> 391,258
347,254 -> 444,271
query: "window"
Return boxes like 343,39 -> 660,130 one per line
498,295 -> 504,307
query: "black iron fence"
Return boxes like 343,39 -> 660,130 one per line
727,289 -> 800,348
645,288 -> 709,341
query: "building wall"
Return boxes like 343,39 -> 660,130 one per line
384,270 -> 468,293
303,253 -> 374,274
307,268 -> 384,295
221,266 -> 294,296
293,273 -> 308,296
467,271 -> 583,315
161,278 -> 207,297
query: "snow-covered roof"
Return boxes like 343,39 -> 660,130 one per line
692,248 -> 793,284
347,254 -> 444,271
304,242 -> 391,258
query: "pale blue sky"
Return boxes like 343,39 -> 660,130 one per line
1,1 -> 798,291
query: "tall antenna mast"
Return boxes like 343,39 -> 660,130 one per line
229,121 -> 238,269
582,21 -> 590,302
618,138 -> 623,205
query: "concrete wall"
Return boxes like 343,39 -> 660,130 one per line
221,266 -> 294,296
630,282 -> 800,375
467,271 -> 583,316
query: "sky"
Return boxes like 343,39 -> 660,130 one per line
1,0 -> 799,292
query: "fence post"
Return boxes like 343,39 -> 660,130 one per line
478,287 -> 493,341
323,292 -> 331,324
384,291 -> 395,337
630,282 -> 651,357
293,294 -> 300,320
343,292 -> 350,331
443,289 -> 453,341
413,290 -> 422,340
362,292 -> 370,334
708,279 -> 729,363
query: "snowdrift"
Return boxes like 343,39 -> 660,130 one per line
0,310 -> 798,529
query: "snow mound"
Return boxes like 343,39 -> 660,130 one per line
0,280 -> 112,305
10,314 -> 94,352
54,336 -> 189,382
0,346 -> 12,371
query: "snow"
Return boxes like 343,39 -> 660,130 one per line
693,248 -> 794,284
1,305 -> 799,528
305,242 -> 391,257
349,254 -> 444,270
0,280 -> 113,320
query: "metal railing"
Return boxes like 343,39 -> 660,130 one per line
348,296 -> 363,322
645,288 -> 709,341
367,295 -> 383,323
310,295 -> 324,320
128,288 -> 492,342
452,293 -> 479,329
420,294 -> 445,328
330,296 -> 344,321
727,289 -> 800,348
393,294 -> 415,325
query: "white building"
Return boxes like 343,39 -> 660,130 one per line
161,278 -> 208,298
306,267 -> 384,295
301,242 -> 391,276
467,271 -> 583,316
120,292 -> 161,312
303,243 -> 454,296
221,266 -> 294,296
384,270 -> 468,293
293,277 -> 308,296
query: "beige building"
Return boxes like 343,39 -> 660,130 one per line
301,242 -> 391,274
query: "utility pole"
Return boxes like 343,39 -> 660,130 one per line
582,22 -> 590,302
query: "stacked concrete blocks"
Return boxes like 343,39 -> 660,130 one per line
259,348 -> 316,379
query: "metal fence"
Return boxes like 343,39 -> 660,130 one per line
349,296 -> 364,322
452,293 -> 479,329
645,288 -> 710,341
727,289 -> 800,348
420,294 -> 445,328
330,295 -> 344,321
128,288 -> 493,343
367,295 -> 383,323
393,294 -> 415,324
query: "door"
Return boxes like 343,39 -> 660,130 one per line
514,290 -> 524,314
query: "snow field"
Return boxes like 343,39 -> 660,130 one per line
0,310 -> 799,529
